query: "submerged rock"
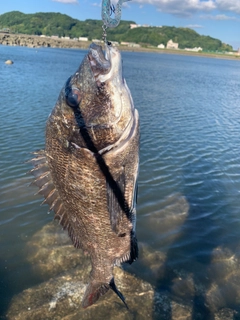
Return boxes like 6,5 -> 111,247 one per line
26,222 -> 90,278
7,222 -> 154,319
6,222 -> 240,319
7,266 -> 154,320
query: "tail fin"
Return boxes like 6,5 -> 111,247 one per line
82,282 -> 109,308
82,278 -> 128,309
109,278 -> 129,309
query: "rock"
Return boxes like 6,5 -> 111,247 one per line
6,223 -> 240,319
7,266 -> 154,320
6,222 -> 154,319
0,33 -> 90,49
26,222 -> 90,278
5,59 -> 14,64
205,246 -> 240,313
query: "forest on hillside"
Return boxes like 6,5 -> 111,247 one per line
0,11 -> 233,51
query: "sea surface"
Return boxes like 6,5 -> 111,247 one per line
1,45 -> 240,319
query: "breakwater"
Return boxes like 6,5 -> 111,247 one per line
0,33 -> 90,49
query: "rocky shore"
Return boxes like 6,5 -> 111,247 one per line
1,33 -> 239,61
0,33 -> 90,49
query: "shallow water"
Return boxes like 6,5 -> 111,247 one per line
1,45 -> 240,318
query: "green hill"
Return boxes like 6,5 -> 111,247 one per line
0,11 -> 233,51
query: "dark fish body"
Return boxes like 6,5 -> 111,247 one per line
30,43 -> 139,308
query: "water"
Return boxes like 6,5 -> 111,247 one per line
1,45 -> 240,318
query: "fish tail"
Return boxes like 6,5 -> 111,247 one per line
82,278 -> 128,309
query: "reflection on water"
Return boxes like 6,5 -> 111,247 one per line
1,45 -> 240,319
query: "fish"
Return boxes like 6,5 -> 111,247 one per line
30,42 -> 140,308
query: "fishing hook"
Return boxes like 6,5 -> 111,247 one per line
101,0 -> 131,42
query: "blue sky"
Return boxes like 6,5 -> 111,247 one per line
0,0 -> 239,49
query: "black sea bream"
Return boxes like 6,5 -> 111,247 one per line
30,42 -> 139,308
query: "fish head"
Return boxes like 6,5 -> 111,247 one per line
51,42 -> 134,152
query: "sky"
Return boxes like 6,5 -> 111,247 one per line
0,0 -> 239,50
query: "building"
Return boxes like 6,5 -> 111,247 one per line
167,39 -> 179,49
79,37 -> 88,42
130,24 -> 138,29
185,47 -> 202,52
92,39 -> 103,43
130,24 -> 150,29
157,44 -> 165,49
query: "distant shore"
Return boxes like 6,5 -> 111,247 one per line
1,33 -> 239,61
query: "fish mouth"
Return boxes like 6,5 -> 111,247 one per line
88,42 -> 119,84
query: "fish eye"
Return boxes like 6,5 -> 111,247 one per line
65,86 -> 81,108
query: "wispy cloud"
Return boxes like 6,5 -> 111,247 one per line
92,2 -> 101,7
200,14 -> 237,20
52,0 -> 79,4
185,24 -> 204,29
132,0 -> 216,17
132,0 -> 240,17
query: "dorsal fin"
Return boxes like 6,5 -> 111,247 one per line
29,150 -> 81,249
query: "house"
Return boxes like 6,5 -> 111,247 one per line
157,44 -> 165,49
167,39 -> 179,49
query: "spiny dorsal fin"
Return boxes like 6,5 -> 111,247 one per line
29,150 -> 81,248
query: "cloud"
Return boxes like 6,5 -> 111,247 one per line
132,0 -> 240,17
52,0 -> 79,4
133,0 -> 216,17
200,14 -> 237,20
216,0 -> 240,15
92,2 -> 101,7
185,24 -> 204,28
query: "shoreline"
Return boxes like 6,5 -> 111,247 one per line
1,33 -> 239,61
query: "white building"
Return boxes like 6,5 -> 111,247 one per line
185,47 -> 203,52
130,24 -> 138,29
157,44 -> 165,49
79,37 -> 88,42
92,39 -> 103,43
167,39 -> 179,49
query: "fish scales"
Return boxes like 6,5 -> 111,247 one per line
31,42 -> 139,308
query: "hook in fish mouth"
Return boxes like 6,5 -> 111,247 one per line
88,43 -> 112,82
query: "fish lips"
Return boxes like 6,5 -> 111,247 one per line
88,43 -> 113,83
